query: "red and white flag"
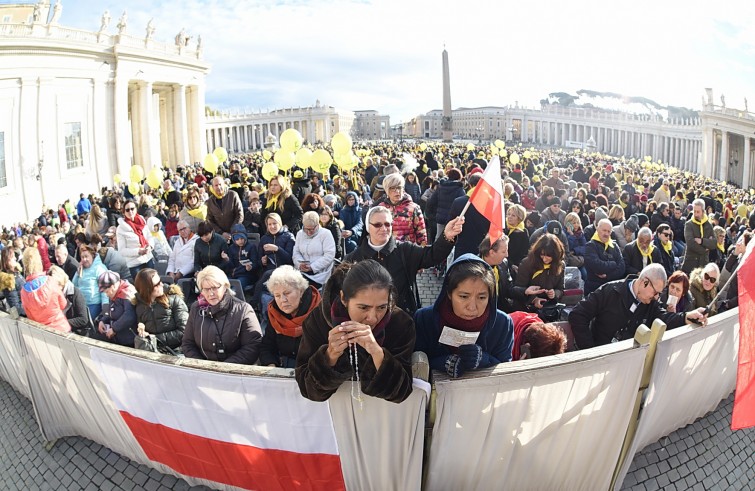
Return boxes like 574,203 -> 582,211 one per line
732,239 -> 755,430
468,155 -> 505,242
91,349 -> 345,490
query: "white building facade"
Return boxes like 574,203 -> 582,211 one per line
205,101 -> 354,153
0,8 -> 208,223
352,110 -> 390,141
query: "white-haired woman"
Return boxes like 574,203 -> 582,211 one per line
181,265 -> 262,364
689,262 -> 720,315
292,211 -> 336,287
379,173 -> 428,245
259,265 -> 322,368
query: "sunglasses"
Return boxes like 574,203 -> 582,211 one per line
660,232 -> 671,238
124,207 -> 136,212
370,222 -> 391,229
152,279 -> 163,289
704,273 -> 718,282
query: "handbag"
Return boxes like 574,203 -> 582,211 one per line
134,334 -> 159,352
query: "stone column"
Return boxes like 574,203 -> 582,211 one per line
173,84 -> 189,169
18,77 -> 40,219
744,137 -> 752,189
720,131 -> 729,182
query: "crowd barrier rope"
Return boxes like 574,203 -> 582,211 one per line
0,308 -> 740,491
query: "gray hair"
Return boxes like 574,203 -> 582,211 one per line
637,228 -> 652,240
692,198 -> 705,210
382,173 -> 405,190
177,219 -> 190,230
638,263 -> 667,285
266,265 -> 309,295
196,265 -> 231,294
302,211 -> 320,228
366,206 -> 392,224
702,262 -> 720,283
383,164 -> 399,176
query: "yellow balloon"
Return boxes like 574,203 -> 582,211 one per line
523,150 -> 532,159
261,162 -> 279,181
500,149 -> 508,158
203,153 -> 219,174
315,160 -> 332,174
130,165 -> 145,183
330,132 -> 353,155
490,147 -> 499,155
509,152 -> 521,165
335,152 -> 356,170
466,143 -> 475,152
274,151 -> 295,171
296,148 -> 313,168
146,167 -> 163,189
310,149 -> 333,168
279,129 -> 304,152
419,143 -> 428,151
128,182 -> 141,195
213,147 -> 229,163
494,139 -> 505,149
113,173 -> 122,185
262,150 -> 272,161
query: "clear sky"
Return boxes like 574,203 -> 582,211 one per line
5,0 -> 754,121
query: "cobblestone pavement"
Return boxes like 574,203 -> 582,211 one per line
621,393 -> 755,491
1,270 -> 752,490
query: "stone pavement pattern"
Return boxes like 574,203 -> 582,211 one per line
1,270 -> 754,490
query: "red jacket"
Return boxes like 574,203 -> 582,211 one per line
36,237 -> 51,271
21,273 -> 70,332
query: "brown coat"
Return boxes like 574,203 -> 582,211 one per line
205,192 -> 244,234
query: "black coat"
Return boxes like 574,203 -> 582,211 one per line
261,195 -> 304,234
428,179 -> 465,225
259,287 -> 319,367
623,240 -> 663,276
193,233 -> 230,273
448,195 -> 489,260
134,290 -> 189,349
63,284 -> 90,335
568,276 -> 686,349
583,239 -> 625,295
345,234 -> 454,314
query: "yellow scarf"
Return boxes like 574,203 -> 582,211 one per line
638,243 -> 655,262
210,187 -> 225,199
661,240 -> 672,253
691,215 -> 708,236
532,264 -> 551,279
186,204 -> 207,220
507,221 -> 525,234
266,193 -> 281,211
591,232 -> 614,251
619,200 -> 627,209
492,265 -> 500,294
717,242 -> 725,253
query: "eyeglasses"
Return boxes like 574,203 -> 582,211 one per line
660,232 -> 671,238
201,285 -> 222,294
124,207 -> 136,212
178,227 -> 188,232
388,186 -> 404,192
370,222 -> 391,229
303,226 -> 318,233
644,279 -> 661,300
152,280 -> 163,289
704,273 -> 718,283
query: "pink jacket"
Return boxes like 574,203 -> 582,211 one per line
21,273 -> 71,333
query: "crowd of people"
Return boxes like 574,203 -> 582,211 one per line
1,140 -> 753,404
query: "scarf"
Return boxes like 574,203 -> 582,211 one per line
124,214 -> 149,248
209,187 -> 225,200
637,243 -> 655,262
591,232 -> 614,251
531,263 -> 551,279
492,265 -> 500,295
113,280 -> 135,301
266,193 -> 282,211
186,204 -> 207,220
661,240 -> 672,253
330,296 -> 390,346
619,200 -> 627,209
691,215 -> 708,236
267,287 -> 321,338
438,296 -> 488,333
507,221 -> 525,234
717,242 -> 725,253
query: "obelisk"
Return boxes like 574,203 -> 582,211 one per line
442,48 -> 453,142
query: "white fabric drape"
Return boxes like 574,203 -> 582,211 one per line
0,317 -> 29,397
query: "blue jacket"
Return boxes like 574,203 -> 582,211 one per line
258,230 -> 296,272
414,254 -> 514,375
339,192 -> 364,241
567,231 -> 588,256
72,255 -> 108,307
583,238 -> 625,295
228,236 -> 260,279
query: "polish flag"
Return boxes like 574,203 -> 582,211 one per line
91,349 -> 345,490
468,155 -> 505,242
732,239 -> 755,430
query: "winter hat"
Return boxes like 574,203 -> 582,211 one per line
594,207 -> 608,224
231,223 -> 247,242
526,211 -> 541,228
545,220 -> 562,237
635,213 -> 649,228
624,215 -> 639,233
98,271 -> 120,292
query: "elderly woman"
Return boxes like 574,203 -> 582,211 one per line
709,225 -> 727,270
660,270 -> 695,314
260,266 -> 322,368
20,248 -> 70,332
505,204 -> 530,268
72,244 -> 109,319
93,271 -> 137,346
689,263 -> 720,315
182,265 -> 262,364
296,260 -> 415,403
133,268 -> 188,351
292,211 -> 336,288
116,199 -> 155,279
380,173 -> 428,246
262,175 -> 303,234
512,233 -> 565,314
48,265 -> 91,335
179,185 -> 207,233
414,254 -> 514,379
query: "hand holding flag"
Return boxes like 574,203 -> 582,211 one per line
462,155 -> 505,242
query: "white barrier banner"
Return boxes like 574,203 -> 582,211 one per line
427,345 -> 647,491
613,310 -> 739,489
0,316 -> 29,397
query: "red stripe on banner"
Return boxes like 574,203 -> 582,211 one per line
469,178 -> 504,242
120,411 -> 346,491
732,249 -> 755,430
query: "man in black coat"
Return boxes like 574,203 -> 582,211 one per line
623,228 -> 662,276
447,173 -> 490,259
568,264 -> 707,349
55,244 -> 80,280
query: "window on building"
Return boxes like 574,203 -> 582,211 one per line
64,122 -> 83,169
0,132 -> 6,187
3,15 -> 11,23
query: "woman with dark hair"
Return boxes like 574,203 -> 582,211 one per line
414,254 -> 514,379
193,220 -> 230,274
660,270 -> 694,314
73,244 -> 109,319
339,192 -> 363,254
512,233 -> 565,313
570,199 -> 589,227
296,259 -> 415,403
107,195 -> 124,227
301,193 -> 324,214
116,199 -> 155,278
404,172 -> 422,204
319,205 -> 343,260
133,268 -> 188,351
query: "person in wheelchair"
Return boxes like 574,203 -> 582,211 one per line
512,233 -> 565,320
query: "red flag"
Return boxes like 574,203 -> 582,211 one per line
468,155 -> 505,242
732,240 -> 755,430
